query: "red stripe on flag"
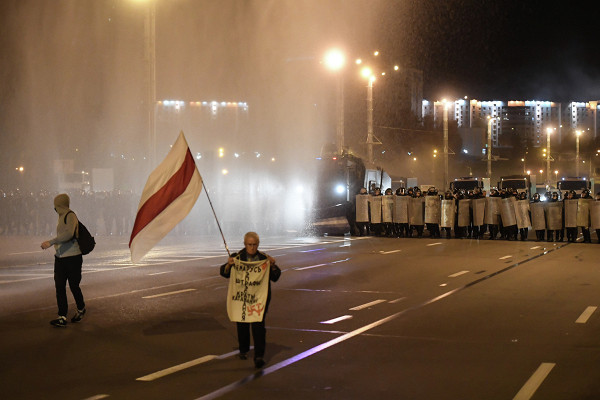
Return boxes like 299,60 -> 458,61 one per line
129,149 -> 197,248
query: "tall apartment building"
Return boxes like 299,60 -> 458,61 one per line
423,99 -> 599,151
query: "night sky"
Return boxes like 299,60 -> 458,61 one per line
0,0 -> 599,188
375,0 -> 600,101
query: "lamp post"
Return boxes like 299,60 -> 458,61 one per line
575,130 -> 582,177
486,116 -> 495,180
139,0 -> 157,167
546,127 -> 553,186
443,100 -> 449,191
361,67 -> 375,164
433,149 -> 438,187
324,49 -> 346,156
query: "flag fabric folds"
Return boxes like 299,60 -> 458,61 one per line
129,132 -> 202,263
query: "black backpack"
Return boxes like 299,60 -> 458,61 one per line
65,211 -> 96,255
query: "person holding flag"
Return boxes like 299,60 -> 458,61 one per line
220,232 -> 281,369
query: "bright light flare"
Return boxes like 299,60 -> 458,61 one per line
324,49 -> 345,71
335,184 -> 345,194
361,67 -> 373,79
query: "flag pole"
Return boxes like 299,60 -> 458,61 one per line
201,180 -> 231,256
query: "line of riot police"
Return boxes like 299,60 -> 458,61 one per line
354,186 -> 600,243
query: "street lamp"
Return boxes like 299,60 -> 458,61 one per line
486,116 -> 496,180
361,67 -> 376,164
546,127 -> 553,186
576,130 -> 582,177
146,1 -> 157,166
324,49 -> 346,155
443,100 -> 449,191
554,170 -> 558,181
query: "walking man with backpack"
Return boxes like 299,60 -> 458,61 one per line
41,193 -> 86,327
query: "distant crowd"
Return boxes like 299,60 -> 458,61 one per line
0,189 -> 293,238
0,190 -> 139,237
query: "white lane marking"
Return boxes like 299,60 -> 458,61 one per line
439,283 -> 447,287
294,263 -> 327,271
148,271 -> 173,276
142,288 -> 196,299
349,299 -> 387,311
499,255 -> 512,260
530,246 -> 541,249
82,395 -> 110,400
513,362 -> 555,400
427,242 -> 442,246
448,270 -> 469,278
575,306 -> 597,324
137,349 -> 240,381
380,249 -> 401,254
293,258 -> 350,271
7,250 -> 44,255
321,315 -> 353,324
388,297 -> 406,304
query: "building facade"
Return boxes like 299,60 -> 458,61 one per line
423,99 -> 599,152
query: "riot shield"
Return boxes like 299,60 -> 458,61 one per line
370,195 -> 382,224
472,198 -> 485,226
591,201 -> 600,230
484,197 -> 501,225
564,199 -> 578,228
530,202 -> 546,231
382,195 -> 394,223
393,196 -> 409,224
577,198 -> 591,228
409,197 -> 425,226
457,199 -> 471,227
500,197 -> 517,227
440,199 -> 455,228
424,196 -> 441,224
514,200 -> 531,229
355,194 -> 369,223
545,202 -> 563,230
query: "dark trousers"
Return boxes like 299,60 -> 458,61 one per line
54,254 -> 85,317
237,319 -> 266,359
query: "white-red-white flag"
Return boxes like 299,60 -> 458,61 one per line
129,132 -> 202,262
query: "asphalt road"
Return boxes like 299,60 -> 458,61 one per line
1,233 -> 599,400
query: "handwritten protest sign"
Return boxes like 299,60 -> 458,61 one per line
226,258 -> 270,323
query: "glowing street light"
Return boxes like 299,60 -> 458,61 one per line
554,170 -> 559,181
324,49 -> 346,155
324,49 -> 345,71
